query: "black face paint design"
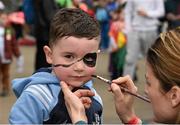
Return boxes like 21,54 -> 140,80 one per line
53,52 -> 97,68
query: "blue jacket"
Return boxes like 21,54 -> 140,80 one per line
9,68 -> 103,124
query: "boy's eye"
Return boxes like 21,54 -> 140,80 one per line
64,55 -> 74,60
84,53 -> 96,62
65,55 -> 71,58
84,56 -> 94,61
83,53 -> 97,67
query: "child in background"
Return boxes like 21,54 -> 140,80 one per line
108,6 -> 126,80
9,8 -> 103,124
95,0 -> 110,50
0,1 -> 23,97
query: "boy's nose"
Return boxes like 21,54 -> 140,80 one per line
73,59 -> 85,71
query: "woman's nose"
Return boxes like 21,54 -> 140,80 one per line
144,84 -> 148,96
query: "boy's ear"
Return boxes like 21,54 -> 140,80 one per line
43,45 -> 53,64
169,86 -> 180,108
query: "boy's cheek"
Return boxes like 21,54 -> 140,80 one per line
88,67 -> 96,75
53,66 -> 96,80
53,68 -> 69,79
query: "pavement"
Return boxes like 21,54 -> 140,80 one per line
0,45 -> 153,124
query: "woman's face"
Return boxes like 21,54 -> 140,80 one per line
145,62 -> 175,123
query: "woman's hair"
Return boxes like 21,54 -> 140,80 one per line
147,27 -> 180,92
49,8 -> 100,47
147,27 -> 180,123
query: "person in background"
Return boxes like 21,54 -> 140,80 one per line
82,0 -> 95,17
22,0 -> 36,43
106,0 -> 126,19
165,0 -> 180,30
11,4 -> 24,43
9,8 -> 103,124
108,6 -> 126,80
33,0 -> 58,70
72,0 -> 94,17
123,0 -> 165,80
0,1 -> 23,97
60,27 -> 180,124
55,0 -> 73,9
95,0 -> 110,50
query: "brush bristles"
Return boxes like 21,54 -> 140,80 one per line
92,75 -> 111,84
91,75 -> 97,77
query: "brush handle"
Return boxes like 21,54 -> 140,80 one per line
119,87 -> 150,103
92,75 -> 150,103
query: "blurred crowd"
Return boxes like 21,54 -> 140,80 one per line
0,0 -> 180,97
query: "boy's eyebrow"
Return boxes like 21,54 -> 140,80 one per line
61,50 -> 100,57
61,52 -> 75,55
63,50 -> 99,54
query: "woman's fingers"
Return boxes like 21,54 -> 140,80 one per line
80,97 -> 92,109
112,75 -> 137,93
60,81 -> 87,123
110,77 -> 136,123
111,83 -> 123,98
60,81 -> 71,93
60,81 -> 94,109
74,89 -> 94,109
74,89 -> 95,98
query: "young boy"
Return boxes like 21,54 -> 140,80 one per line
9,8 -> 103,124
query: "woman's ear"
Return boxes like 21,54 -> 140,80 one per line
43,45 -> 53,64
169,86 -> 180,108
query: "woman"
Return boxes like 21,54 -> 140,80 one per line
60,27 -> 180,124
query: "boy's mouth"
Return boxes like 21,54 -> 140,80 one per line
71,75 -> 86,79
69,75 -> 91,84
73,75 -> 84,77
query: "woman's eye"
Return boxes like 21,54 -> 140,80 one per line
145,80 -> 151,86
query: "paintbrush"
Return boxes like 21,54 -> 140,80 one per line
92,75 -> 151,103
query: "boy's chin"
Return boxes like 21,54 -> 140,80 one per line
63,77 -> 91,88
66,80 -> 87,88
68,82 -> 85,88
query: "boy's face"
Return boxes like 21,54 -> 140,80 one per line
44,36 -> 100,87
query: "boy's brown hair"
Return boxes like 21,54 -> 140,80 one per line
49,8 -> 101,47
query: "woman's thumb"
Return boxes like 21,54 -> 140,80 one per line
60,81 -> 71,95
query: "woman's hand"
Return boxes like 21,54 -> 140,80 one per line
110,75 -> 137,123
60,81 -> 95,123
